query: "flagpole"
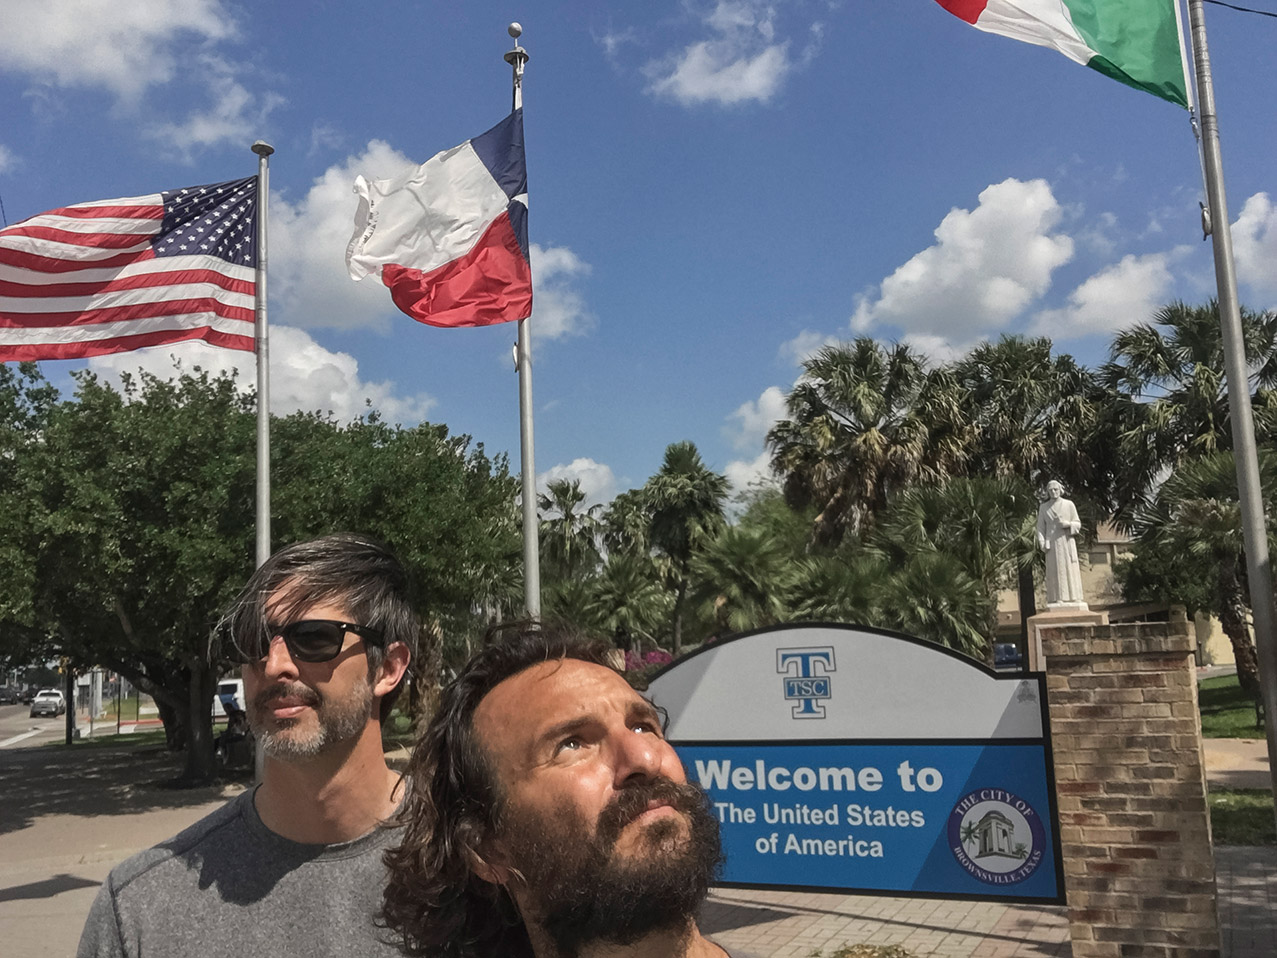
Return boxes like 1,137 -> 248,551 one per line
1185,0 -> 1277,817
251,140 -> 274,568
506,23 -> 540,618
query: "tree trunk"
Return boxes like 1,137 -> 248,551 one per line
1217,566 -> 1262,698
156,698 -> 186,751
672,575 -> 686,657
182,657 -> 217,784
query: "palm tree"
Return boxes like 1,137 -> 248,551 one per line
952,336 -> 1110,635
872,477 -> 1036,658
883,552 -> 988,658
767,339 -> 937,548
790,549 -> 889,626
601,487 -> 652,558
690,526 -> 799,635
537,478 -> 602,581
1125,451 -> 1275,697
961,821 -> 979,850
643,441 -> 729,655
1103,299 -> 1277,517
586,553 -> 673,648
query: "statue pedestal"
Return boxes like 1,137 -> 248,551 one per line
1026,608 -> 1109,671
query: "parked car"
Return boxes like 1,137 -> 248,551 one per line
0,687 -> 18,705
29,689 -> 66,717
994,642 -> 1025,671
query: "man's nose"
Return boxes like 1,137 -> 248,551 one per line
260,635 -> 299,679
613,728 -> 664,785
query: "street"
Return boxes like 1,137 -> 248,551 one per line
0,703 -> 69,750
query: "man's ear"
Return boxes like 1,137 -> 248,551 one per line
373,641 -> 411,699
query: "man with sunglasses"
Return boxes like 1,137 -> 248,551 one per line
78,533 -> 415,958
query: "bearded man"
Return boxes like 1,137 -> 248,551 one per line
78,534 -> 415,958
382,625 -> 730,958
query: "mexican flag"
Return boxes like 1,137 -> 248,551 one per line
934,0 -> 1189,107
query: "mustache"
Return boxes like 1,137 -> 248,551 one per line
253,682 -> 321,711
596,778 -> 709,845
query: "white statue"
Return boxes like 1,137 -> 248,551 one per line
1036,480 -> 1087,609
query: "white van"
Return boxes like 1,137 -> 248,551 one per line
211,678 -> 245,720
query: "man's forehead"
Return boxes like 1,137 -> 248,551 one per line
265,581 -> 351,622
474,658 -> 651,749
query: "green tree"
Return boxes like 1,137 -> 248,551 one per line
1120,452 -> 1274,697
269,411 -> 521,666
1103,299 -> 1277,515
584,553 -> 671,648
9,368 -> 257,782
952,336 -> 1110,633
2,368 -> 522,779
872,477 -> 1036,657
601,488 -> 652,558
537,478 -> 603,581
643,441 -> 729,655
767,340 -> 938,548
690,526 -> 799,635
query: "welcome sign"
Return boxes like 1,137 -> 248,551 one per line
646,624 -> 1064,903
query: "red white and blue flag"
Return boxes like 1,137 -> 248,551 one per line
346,109 -> 532,327
0,177 -> 258,362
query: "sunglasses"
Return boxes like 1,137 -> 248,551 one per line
232,619 -> 385,664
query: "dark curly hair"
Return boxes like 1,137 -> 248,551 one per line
380,622 -> 618,957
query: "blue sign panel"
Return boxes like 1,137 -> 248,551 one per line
677,741 -> 1062,902
646,624 -> 1065,904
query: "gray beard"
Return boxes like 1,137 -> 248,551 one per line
253,683 -> 373,761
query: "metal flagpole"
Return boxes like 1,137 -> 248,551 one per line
506,23 -> 540,618
1185,0 -> 1277,817
251,141 -> 274,569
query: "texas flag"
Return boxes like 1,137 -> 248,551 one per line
346,109 -> 531,327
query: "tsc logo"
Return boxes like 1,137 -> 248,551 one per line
777,647 -> 835,719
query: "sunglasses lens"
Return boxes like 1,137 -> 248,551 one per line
282,621 -> 347,662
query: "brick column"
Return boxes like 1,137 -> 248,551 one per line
1040,611 -> 1221,958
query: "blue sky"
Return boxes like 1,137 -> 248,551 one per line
2,1 -> 1274,508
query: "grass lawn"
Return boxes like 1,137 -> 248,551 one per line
40,728 -> 170,750
1210,788 -> 1277,845
1198,674 -> 1266,738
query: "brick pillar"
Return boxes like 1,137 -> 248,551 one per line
1040,611 -> 1221,958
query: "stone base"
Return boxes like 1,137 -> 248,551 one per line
1026,608 -> 1109,671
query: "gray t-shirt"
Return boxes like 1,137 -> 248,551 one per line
77,787 -> 404,958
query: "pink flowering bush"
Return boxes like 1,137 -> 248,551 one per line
624,649 -> 673,670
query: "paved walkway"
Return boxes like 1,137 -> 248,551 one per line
1,738 -> 1272,957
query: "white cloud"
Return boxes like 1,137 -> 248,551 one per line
851,178 -> 1074,349
0,144 -> 14,175
722,383 -> 787,497
538,458 -> 618,507
724,450 -> 776,497
901,333 -> 973,364
272,140 -> 418,331
1030,248 -> 1188,340
86,325 -> 435,424
726,385 -> 788,451
645,1 -> 820,106
148,58 -> 285,159
0,0 -> 235,102
779,329 -> 838,367
530,244 -> 594,340
1233,193 -> 1277,302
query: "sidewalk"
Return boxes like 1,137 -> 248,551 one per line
0,738 -> 1272,958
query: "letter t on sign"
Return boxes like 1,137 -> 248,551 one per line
777,647 -> 836,719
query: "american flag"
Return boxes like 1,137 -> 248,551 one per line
0,177 -> 258,362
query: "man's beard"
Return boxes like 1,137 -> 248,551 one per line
498,778 -> 723,957
249,679 -> 373,760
